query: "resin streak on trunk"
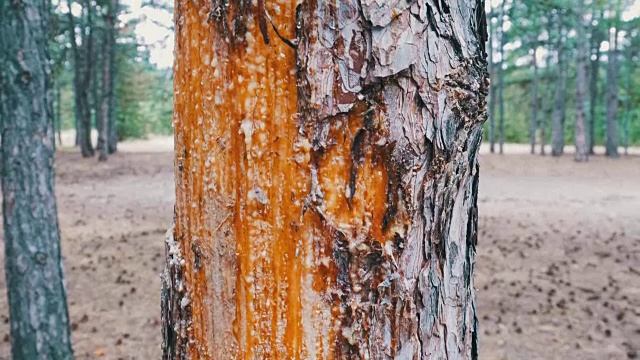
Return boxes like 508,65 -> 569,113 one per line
164,0 -> 488,359
166,1 -> 306,358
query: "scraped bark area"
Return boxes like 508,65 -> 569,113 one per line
163,0 -> 488,359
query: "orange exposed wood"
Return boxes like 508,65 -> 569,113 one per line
173,1 -> 313,358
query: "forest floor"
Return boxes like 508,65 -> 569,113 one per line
0,141 -> 639,360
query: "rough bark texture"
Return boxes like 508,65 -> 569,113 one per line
605,22 -> 619,158
0,0 -> 74,358
164,0 -> 487,359
574,0 -> 588,162
551,36 -> 566,157
529,47 -> 538,155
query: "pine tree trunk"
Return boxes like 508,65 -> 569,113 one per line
529,46 -> 538,154
622,61 -> 631,156
539,53 -> 553,156
67,0 -> 94,157
107,1 -> 118,155
551,35 -> 566,157
605,18 -> 619,158
588,9 -> 602,155
56,83 -> 63,147
574,0 -> 588,162
0,0 -> 74,358
98,0 -> 116,161
163,0 -> 487,358
90,2 -> 100,151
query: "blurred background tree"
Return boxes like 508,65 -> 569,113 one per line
49,0 -> 174,158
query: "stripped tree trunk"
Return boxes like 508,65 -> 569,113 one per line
163,0 -> 488,359
0,0 -> 74,358
574,0 -> 588,162
529,46 -> 538,154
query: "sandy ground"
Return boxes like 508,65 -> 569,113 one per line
0,141 -> 639,359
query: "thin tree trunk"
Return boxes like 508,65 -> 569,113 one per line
498,0 -> 505,154
551,34 -> 566,157
588,9 -> 602,154
488,9 -> 496,153
68,1 -> 82,148
605,13 -> 619,158
622,63 -> 631,156
529,46 -> 538,154
574,0 -> 588,162
67,0 -> 94,157
81,0 -> 95,157
163,0 -> 488,358
107,2 -> 118,155
540,53 -> 553,156
91,13 -> 100,150
0,0 -> 74,358
98,0 -> 116,161
56,83 -> 63,147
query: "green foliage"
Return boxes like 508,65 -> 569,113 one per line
50,0 -> 173,141
488,0 -> 640,147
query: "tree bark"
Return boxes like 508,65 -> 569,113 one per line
574,0 -> 588,162
0,0 -> 74,358
163,0 -> 488,359
551,34 -> 566,157
529,46 -> 538,154
605,13 -> 619,158
98,0 -> 117,161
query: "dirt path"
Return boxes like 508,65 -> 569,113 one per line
0,149 -> 638,359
